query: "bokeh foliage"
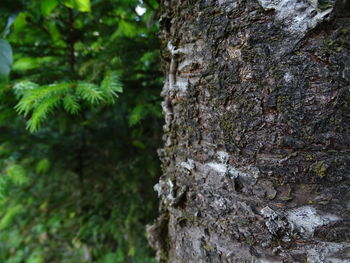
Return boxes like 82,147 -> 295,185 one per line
0,0 -> 162,262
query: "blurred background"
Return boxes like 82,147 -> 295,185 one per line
0,0 -> 163,262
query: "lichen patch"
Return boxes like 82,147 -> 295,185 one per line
257,0 -> 333,37
287,206 -> 340,236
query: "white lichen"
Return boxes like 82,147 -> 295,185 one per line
153,181 -> 165,197
258,0 -> 333,37
287,206 -> 340,235
217,151 -> 229,163
260,206 -> 289,236
207,162 -> 227,174
214,196 -> 227,209
153,179 -> 176,204
284,72 -> 293,83
206,161 -> 260,179
165,41 -> 204,94
261,206 -> 279,219
180,159 -> 195,171
174,77 -> 189,93
167,41 -> 179,56
307,242 -> 350,263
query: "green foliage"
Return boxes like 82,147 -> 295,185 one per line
101,71 -> 123,103
13,71 -> 122,132
0,0 -> 162,262
6,164 -> 28,185
0,205 -> 23,230
130,104 -> 146,126
40,0 -> 59,16
63,0 -> 91,12
35,158 -> 50,173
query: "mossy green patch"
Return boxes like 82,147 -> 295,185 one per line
310,161 -> 328,178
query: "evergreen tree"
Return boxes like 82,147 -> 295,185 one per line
0,0 -> 162,262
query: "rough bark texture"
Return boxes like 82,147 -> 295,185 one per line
147,0 -> 350,262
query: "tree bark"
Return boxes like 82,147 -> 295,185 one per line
148,0 -> 350,262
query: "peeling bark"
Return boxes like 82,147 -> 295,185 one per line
148,0 -> 350,262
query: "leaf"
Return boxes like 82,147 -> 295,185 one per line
27,250 -> 44,263
129,105 -> 145,126
7,164 -> 28,185
14,82 -> 71,132
12,56 -> 54,72
63,94 -> 80,114
0,144 -> 10,156
99,252 -> 117,263
75,0 -> 91,12
46,21 -> 63,43
40,0 -> 58,16
63,0 -> 91,12
76,82 -> 103,104
116,20 -> 143,39
13,12 -> 27,33
12,57 -> 40,71
0,176 -> 10,198
0,39 -> 13,80
132,140 -> 145,149
14,82 -> 70,115
36,159 -> 51,174
128,246 -> 136,257
0,205 -> 23,230
26,93 -> 62,132
115,247 -> 125,263
13,80 -> 39,101
100,71 -> 123,103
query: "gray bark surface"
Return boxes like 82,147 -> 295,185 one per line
148,0 -> 350,262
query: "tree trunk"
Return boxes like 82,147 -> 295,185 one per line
147,0 -> 350,262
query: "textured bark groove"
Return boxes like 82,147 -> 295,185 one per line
148,0 -> 350,262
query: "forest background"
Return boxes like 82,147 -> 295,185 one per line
0,0 -> 162,262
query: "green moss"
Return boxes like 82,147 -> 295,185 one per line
203,243 -> 214,252
280,196 -> 294,201
305,153 -> 313,161
340,27 -> 350,35
277,95 -> 288,106
159,251 -> 169,263
165,145 -> 177,157
187,125 -> 194,133
221,117 -> 236,133
310,161 -> 328,178
336,46 -> 343,52
326,38 -> 348,52
245,237 -> 257,246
